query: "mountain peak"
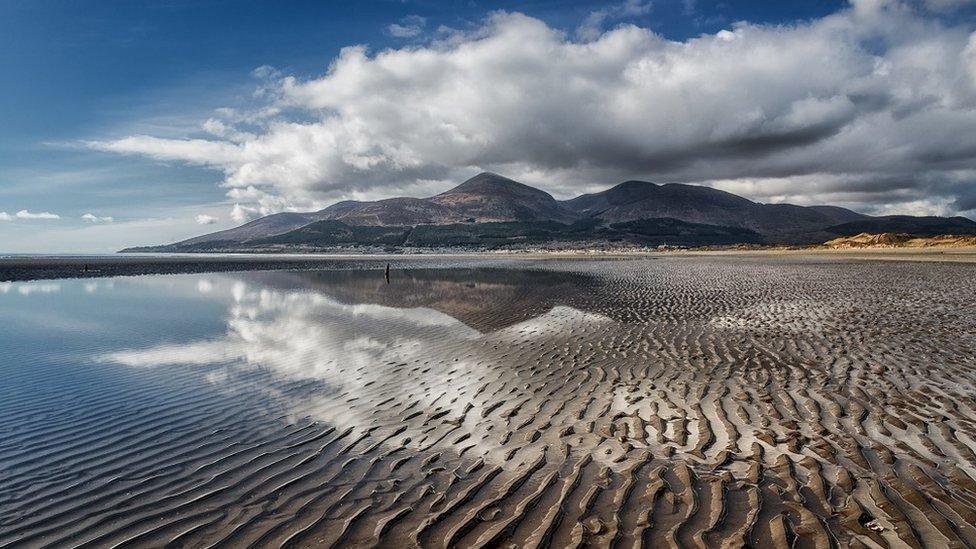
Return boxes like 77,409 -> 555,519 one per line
605,180 -> 660,201
441,172 -> 552,198
616,180 -> 658,189
430,172 -> 575,223
452,171 -> 515,188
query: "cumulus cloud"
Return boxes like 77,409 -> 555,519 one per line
386,15 -> 427,38
90,2 -> 976,220
7,210 -> 61,220
82,213 -> 114,223
195,214 -> 219,224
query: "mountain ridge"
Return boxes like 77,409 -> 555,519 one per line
125,173 -> 976,252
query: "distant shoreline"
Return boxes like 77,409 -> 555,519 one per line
3,246 -> 976,282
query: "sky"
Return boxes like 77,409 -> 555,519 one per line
2,0 -> 976,253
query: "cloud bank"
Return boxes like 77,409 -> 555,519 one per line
90,0 -> 976,220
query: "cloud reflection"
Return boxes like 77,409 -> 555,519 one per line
100,274 -> 612,463
0,282 -> 63,295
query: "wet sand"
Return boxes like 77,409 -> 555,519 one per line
2,257 -> 976,547
0,254 -> 398,282
3,247 -> 976,283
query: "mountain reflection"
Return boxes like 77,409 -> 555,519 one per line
100,269 -> 611,463
235,268 -> 597,332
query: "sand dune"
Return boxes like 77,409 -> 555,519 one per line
824,232 -> 976,249
2,258 -> 976,547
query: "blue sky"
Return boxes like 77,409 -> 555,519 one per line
2,0 -> 975,252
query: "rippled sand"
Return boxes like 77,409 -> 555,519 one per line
2,257 -> 976,547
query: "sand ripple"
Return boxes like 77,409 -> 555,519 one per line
2,258 -> 976,547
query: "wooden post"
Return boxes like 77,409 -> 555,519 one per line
385,263 -> 390,284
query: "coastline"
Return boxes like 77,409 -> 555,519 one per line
8,256 -> 976,546
3,246 -> 976,282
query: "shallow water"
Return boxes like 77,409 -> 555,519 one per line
3,259 -> 976,547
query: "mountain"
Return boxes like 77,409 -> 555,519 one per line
317,197 -> 459,226
428,172 -> 577,223
166,173 -> 576,248
311,172 -> 576,226
175,212 -> 323,247
824,215 -> 976,236
122,173 -> 975,252
564,180 -> 867,237
243,217 -> 762,250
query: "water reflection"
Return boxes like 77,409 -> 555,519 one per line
238,268 -> 598,332
9,262 -> 976,547
0,281 -> 61,295
100,269 -> 611,463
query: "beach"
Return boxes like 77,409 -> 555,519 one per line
1,254 -> 976,547
3,247 -> 976,283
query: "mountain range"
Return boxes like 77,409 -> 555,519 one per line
125,172 -> 976,252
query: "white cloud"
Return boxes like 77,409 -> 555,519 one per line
195,213 -> 219,224
90,3 -> 976,219
15,210 -> 60,220
0,212 -> 11,221
578,0 -> 652,40
82,213 -> 114,223
231,202 -> 263,222
202,118 -> 256,143
88,135 -> 241,167
386,15 -> 427,38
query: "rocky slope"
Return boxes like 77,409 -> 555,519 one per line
174,212 -> 324,247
